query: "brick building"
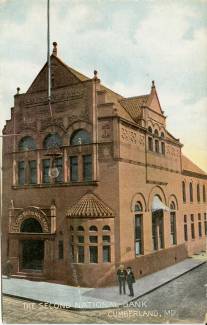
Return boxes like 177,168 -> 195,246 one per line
2,43 -> 207,287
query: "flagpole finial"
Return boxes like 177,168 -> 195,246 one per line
52,42 -> 57,56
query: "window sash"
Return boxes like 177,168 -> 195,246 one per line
70,156 -> 78,182
43,159 -> 50,183
29,160 -> 37,184
18,161 -> 25,185
184,224 -> 188,241
103,246 -> 111,262
77,246 -> 84,263
89,246 -> 98,263
83,155 -> 92,181
54,157 -> 63,183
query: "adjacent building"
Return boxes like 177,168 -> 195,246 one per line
2,43 -> 207,287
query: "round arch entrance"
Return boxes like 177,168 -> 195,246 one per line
20,218 -> 44,271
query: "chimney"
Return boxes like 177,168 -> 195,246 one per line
52,41 -> 57,56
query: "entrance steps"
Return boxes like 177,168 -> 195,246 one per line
11,271 -> 45,282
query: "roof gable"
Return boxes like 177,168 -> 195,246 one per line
147,81 -> 163,115
27,55 -> 90,94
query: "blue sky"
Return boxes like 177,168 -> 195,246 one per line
0,0 -> 207,171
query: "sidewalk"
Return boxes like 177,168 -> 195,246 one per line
2,258 -> 205,310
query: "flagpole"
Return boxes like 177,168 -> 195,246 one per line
47,0 -> 52,118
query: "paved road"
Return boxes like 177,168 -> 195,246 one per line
2,263 -> 207,323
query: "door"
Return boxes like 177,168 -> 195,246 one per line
21,240 -> 44,271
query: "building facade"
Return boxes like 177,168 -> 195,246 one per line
2,44 -> 207,287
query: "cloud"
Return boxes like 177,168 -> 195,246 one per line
0,0 -> 206,171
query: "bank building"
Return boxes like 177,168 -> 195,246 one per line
2,43 -> 207,287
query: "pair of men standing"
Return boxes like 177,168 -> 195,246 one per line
117,265 -> 135,297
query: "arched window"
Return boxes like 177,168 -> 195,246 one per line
154,129 -> 159,136
161,132 -> 164,138
148,126 -> 152,133
19,136 -> 36,151
70,129 -> 91,145
135,202 -> 143,255
103,225 -> 110,231
189,183 -> 193,202
89,225 -> 97,232
170,201 -> 176,210
43,133 -> 62,149
20,218 -> 42,233
134,201 -> 143,212
77,225 -> 84,232
203,185 -> 206,202
197,184 -> 200,203
182,181 -> 186,203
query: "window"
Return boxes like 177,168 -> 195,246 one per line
58,240 -> 64,259
89,246 -> 98,263
18,161 -> 25,185
70,156 -> 78,182
70,129 -> 91,145
70,225 -> 74,232
148,137 -> 153,151
154,129 -> 159,136
103,225 -> 110,231
197,184 -> 200,203
184,215 -> 188,241
203,185 -> 206,202
134,201 -> 142,212
69,242 -> 74,262
89,236 -> 98,243
20,218 -> 42,233
89,225 -> 98,232
198,214 -> 202,237
54,157 -> 63,183
19,136 -> 36,151
29,160 -> 37,184
135,215 -> 143,255
189,183 -> 193,202
148,126 -> 152,133
83,155 -> 92,181
78,236 -> 84,243
77,226 -> 84,232
43,133 -> 62,149
191,214 -> 195,239
42,159 -> 50,183
161,142 -> 165,155
77,246 -> 84,263
204,213 -> 207,236
161,132 -> 164,138
103,246 -> 111,263
103,236 -> 110,243
155,139 -> 159,153
170,212 -> 177,245
182,181 -> 186,203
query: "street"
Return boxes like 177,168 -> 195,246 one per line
2,262 -> 207,324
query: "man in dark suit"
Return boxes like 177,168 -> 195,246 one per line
126,266 -> 135,297
117,265 -> 127,295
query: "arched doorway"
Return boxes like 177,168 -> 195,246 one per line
152,195 -> 164,251
20,218 -> 44,271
